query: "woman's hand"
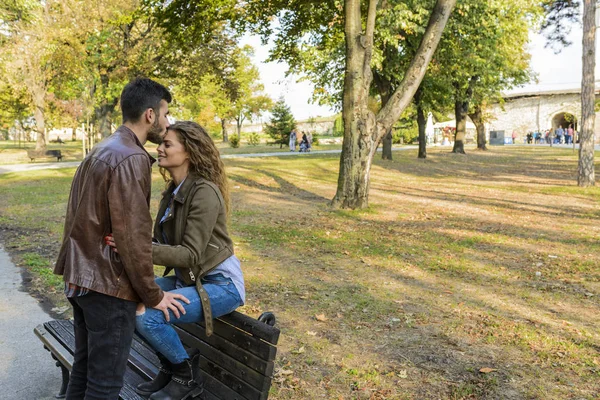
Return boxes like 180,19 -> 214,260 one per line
104,234 -> 118,253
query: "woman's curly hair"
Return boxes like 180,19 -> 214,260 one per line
160,121 -> 230,214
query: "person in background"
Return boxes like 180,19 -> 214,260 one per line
289,129 -> 297,151
567,124 -> 574,145
555,126 -> 564,144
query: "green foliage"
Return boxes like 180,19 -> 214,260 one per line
393,126 -> 418,144
229,135 -> 240,148
264,99 -> 296,146
247,133 -> 260,146
437,0 -> 541,109
312,137 -> 320,146
333,114 -> 344,137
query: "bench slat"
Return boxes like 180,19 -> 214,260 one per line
34,324 -> 74,370
179,322 -> 277,364
175,327 -> 272,396
197,369 -> 250,400
176,323 -> 275,377
217,312 -> 280,345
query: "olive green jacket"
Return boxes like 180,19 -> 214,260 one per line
152,173 -> 233,285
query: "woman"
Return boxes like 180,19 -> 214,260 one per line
108,121 -> 244,400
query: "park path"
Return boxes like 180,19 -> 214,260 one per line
0,146 -> 418,175
0,245 -> 61,400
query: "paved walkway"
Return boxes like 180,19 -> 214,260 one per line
0,246 -> 61,399
0,146 -> 418,175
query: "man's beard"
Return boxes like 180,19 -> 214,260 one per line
147,119 -> 164,144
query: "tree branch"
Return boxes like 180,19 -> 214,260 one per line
376,0 -> 457,139
362,0 -> 379,77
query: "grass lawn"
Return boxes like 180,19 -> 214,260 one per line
1,146 -> 599,399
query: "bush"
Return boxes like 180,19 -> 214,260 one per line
248,133 -> 260,146
392,126 -> 418,144
333,115 -> 344,137
229,135 -> 240,148
312,137 -> 320,146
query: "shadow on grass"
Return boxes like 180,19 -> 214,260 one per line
375,147 -> 581,185
229,169 -> 330,203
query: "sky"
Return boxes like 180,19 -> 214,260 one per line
242,21 -> 598,122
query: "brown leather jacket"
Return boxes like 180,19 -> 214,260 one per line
54,126 -> 164,307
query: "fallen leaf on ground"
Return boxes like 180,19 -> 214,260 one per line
306,331 -> 317,336
315,314 -> 328,322
292,346 -> 305,354
479,367 -> 497,374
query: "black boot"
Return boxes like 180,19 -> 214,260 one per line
149,358 -> 203,400
137,354 -> 173,397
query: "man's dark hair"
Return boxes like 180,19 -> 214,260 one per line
120,78 -> 172,123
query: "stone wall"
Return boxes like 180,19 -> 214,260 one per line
488,90 -> 600,144
236,119 -> 336,135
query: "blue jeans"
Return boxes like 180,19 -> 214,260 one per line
66,291 -> 137,400
136,274 -> 242,364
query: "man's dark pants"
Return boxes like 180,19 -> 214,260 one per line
66,291 -> 137,400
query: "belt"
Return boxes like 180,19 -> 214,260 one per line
195,280 -> 213,336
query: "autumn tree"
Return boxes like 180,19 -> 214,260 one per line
431,0 -> 539,154
0,1 -> 54,150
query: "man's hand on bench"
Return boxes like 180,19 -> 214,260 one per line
153,291 -> 190,321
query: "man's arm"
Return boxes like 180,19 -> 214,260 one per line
108,155 -> 163,307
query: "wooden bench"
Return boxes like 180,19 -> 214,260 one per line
34,311 -> 280,400
26,149 -> 63,162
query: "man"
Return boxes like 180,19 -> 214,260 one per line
54,78 -> 189,400
555,126 -> 564,144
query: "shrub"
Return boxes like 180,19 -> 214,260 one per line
392,126 -> 418,144
248,133 -> 260,146
311,137 -> 320,146
229,135 -> 240,148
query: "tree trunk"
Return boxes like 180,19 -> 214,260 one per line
33,104 -> 46,151
332,0 -> 456,209
382,130 -> 393,159
577,0 -> 596,187
96,100 -> 118,138
453,98 -> 467,154
415,87 -> 427,159
32,89 -> 46,151
221,118 -> 229,142
373,72 -> 393,160
452,76 -> 477,154
331,0 -> 378,209
469,105 -> 487,150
